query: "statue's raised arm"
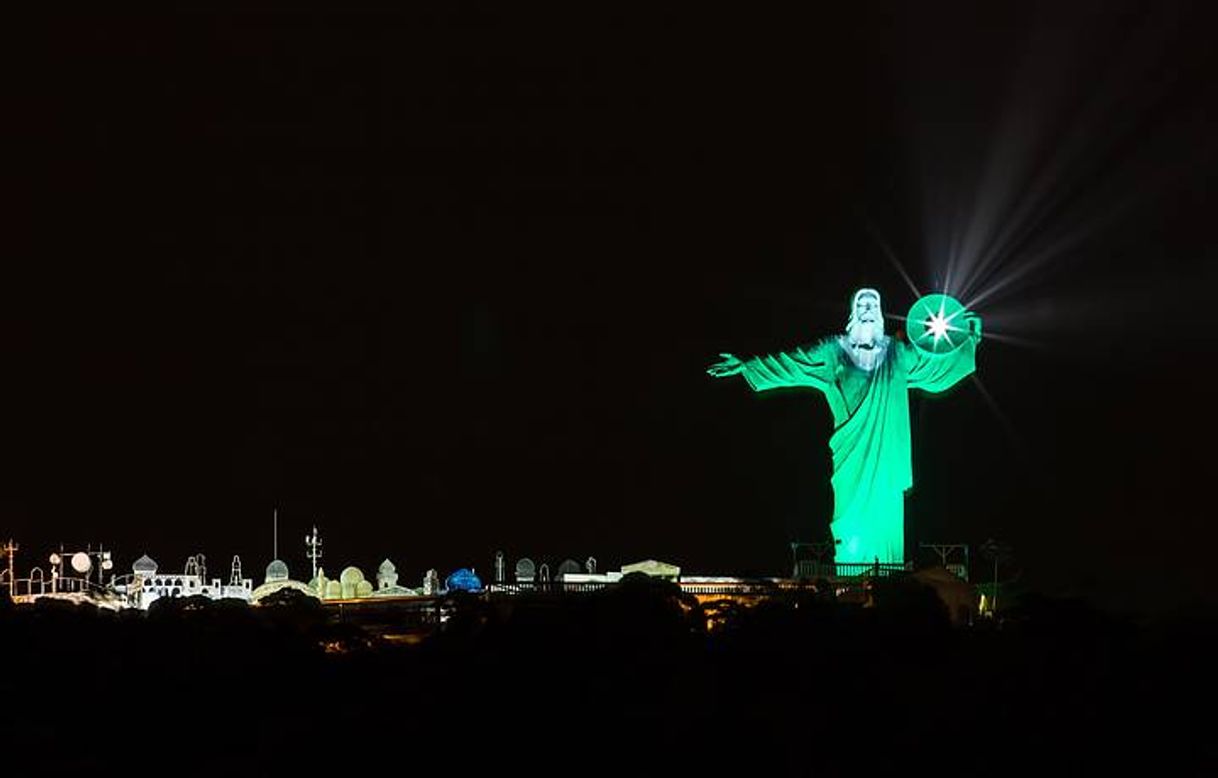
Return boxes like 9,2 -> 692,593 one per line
903,294 -> 982,394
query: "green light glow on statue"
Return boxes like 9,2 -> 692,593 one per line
708,289 -> 981,566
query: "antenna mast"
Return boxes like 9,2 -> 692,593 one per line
305,525 -> 322,581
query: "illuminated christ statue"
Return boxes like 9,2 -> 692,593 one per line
708,289 -> 981,566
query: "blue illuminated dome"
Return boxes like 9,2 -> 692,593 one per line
445,568 -> 483,593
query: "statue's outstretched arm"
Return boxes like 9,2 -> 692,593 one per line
729,345 -> 834,393
707,353 -> 745,378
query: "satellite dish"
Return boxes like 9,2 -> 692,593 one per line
71,552 -> 93,574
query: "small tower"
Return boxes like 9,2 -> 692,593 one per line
184,555 -> 201,578
423,568 -> 440,595
377,559 -> 399,591
2,540 -> 17,598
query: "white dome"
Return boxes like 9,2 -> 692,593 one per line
265,559 -> 289,583
133,554 -> 158,574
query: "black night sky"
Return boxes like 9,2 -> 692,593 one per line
5,1 -> 1215,613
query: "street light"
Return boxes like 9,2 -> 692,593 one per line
48,552 -> 61,593
979,539 -> 1013,616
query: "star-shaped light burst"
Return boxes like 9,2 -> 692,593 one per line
920,297 -> 966,350
925,311 -> 952,343
908,293 -> 972,355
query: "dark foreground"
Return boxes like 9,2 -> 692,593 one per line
0,577 -> 1212,776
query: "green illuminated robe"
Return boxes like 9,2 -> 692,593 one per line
741,336 -> 978,565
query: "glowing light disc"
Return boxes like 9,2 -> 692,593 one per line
907,294 -> 970,356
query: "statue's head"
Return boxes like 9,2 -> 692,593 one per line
846,288 -> 884,345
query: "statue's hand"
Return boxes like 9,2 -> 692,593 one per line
963,313 -> 982,342
707,352 -> 745,378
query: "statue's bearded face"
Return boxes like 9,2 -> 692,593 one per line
847,290 -> 884,346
